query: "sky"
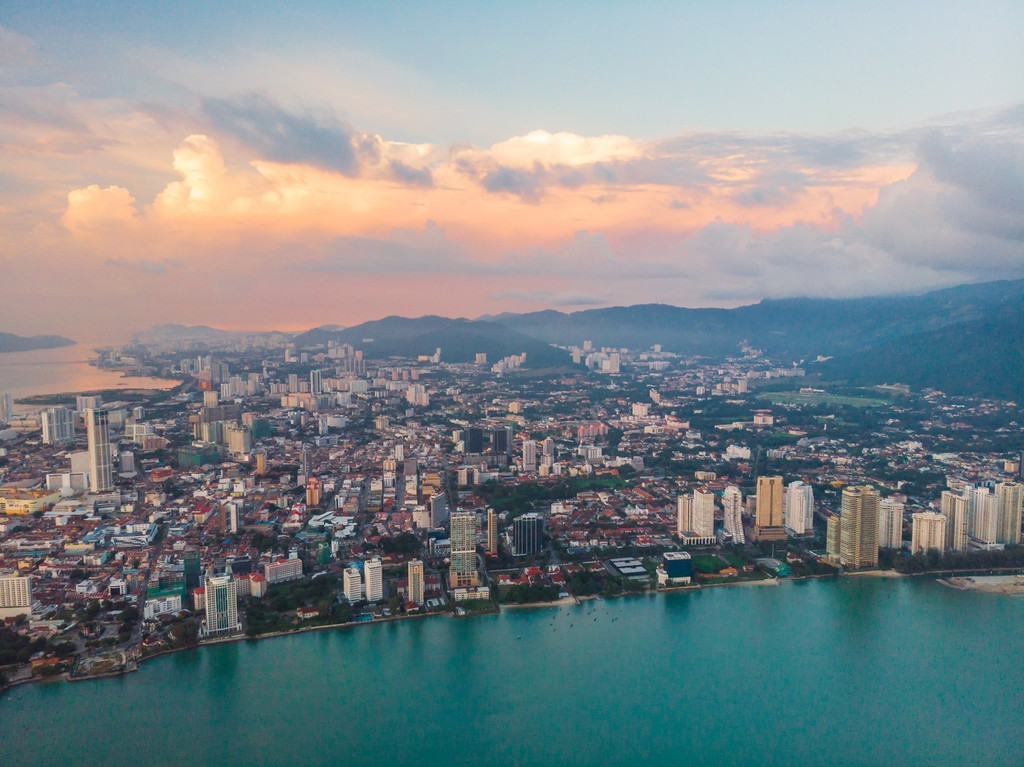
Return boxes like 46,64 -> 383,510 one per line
1,1 -> 1023,341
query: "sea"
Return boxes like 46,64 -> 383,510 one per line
3,578 -> 1023,766
0,344 -> 179,409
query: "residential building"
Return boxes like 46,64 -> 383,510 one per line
449,512 -> 478,587
0,573 -> 32,619
940,491 -> 969,552
785,481 -> 814,536
722,485 -> 745,544
691,488 -> 716,538
486,509 -> 498,555
41,406 -> 75,445
878,498 -> 904,549
407,559 -> 425,606
264,558 -> 303,584
364,557 -> 383,602
754,475 -> 787,541
344,566 -> 363,602
995,482 -> 1022,545
911,511 -> 947,555
839,485 -> 880,569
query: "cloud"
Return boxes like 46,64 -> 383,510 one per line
390,159 -> 433,186
62,184 -> 137,230
202,90 -> 359,175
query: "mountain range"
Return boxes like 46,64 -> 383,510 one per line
129,278 -> 1024,398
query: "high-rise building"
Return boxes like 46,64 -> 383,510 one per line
184,550 -> 202,596
225,424 -> 251,456
522,440 -> 537,472
995,482 -> 1022,545
364,557 -> 383,602
0,573 -> 32,619
449,512 -> 479,587
309,369 -> 323,395
86,408 -> 113,493
839,485 -> 880,569
407,559 -> 425,606
691,489 -> 716,538
0,392 -> 13,425
486,509 -> 498,555
825,513 -> 842,562
940,491 -> 969,552
878,498 -> 904,549
465,427 -> 485,454
512,513 -> 544,556
75,394 -> 102,413
754,476 -> 786,541
785,481 -> 814,535
722,486 -> 745,544
911,512 -> 947,555
969,486 -> 999,545
306,477 -> 321,507
676,494 -> 692,537
344,566 -> 363,602
491,428 -> 511,456
41,406 -> 75,445
202,570 -> 240,636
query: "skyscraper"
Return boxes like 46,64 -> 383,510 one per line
722,485 -> 745,544
995,482 -> 1022,545
785,481 -> 814,535
877,497 -> 904,549
364,557 -> 383,602
691,488 -> 716,538
969,486 -> 998,545
522,440 -> 537,472
0,392 -> 13,426
407,559 -> 425,606
940,491 -> 969,551
486,508 -> 498,555
41,406 -> 75,445
754,475 -> 786,541
676,494 -> 692,537
86,408 -> 113,493
344,566 -> 363,602
449,512 -> 479,587
839,485 -> 880,569
202,570 -> 240,636
911,512 -> 947,554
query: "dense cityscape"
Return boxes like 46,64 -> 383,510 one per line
2,331 -> 1023,686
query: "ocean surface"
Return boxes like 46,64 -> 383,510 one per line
0,344 -> 178,407
3,577 -> 1023,767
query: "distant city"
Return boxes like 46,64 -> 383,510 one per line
2,320 -> 1023,686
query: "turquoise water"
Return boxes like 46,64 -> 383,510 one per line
3,578 -> 1023,766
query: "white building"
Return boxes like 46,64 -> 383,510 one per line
784,481 -> 814,536
41,407 -> 75,445
364,557 -> 384,602
0,573 -> 32,619
877,498 -> 904,549
344,566 -> 363,602
201,573 -> 240,636
911,511 -> 947,555
722,486 -> 745,544
691,489 -> 716,538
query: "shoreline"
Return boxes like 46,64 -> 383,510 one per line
6,568 -> 1024,695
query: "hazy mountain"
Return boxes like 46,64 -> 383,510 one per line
484,279 -> 1024,360
132,324 -> 291,348
0,332 -> 75,353
293,316 -> 571,367
816,306 -> 1024,401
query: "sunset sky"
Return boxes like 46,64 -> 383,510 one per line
2,1 -> 1022,341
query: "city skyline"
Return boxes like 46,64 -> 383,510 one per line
1,2 -> 1022,340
